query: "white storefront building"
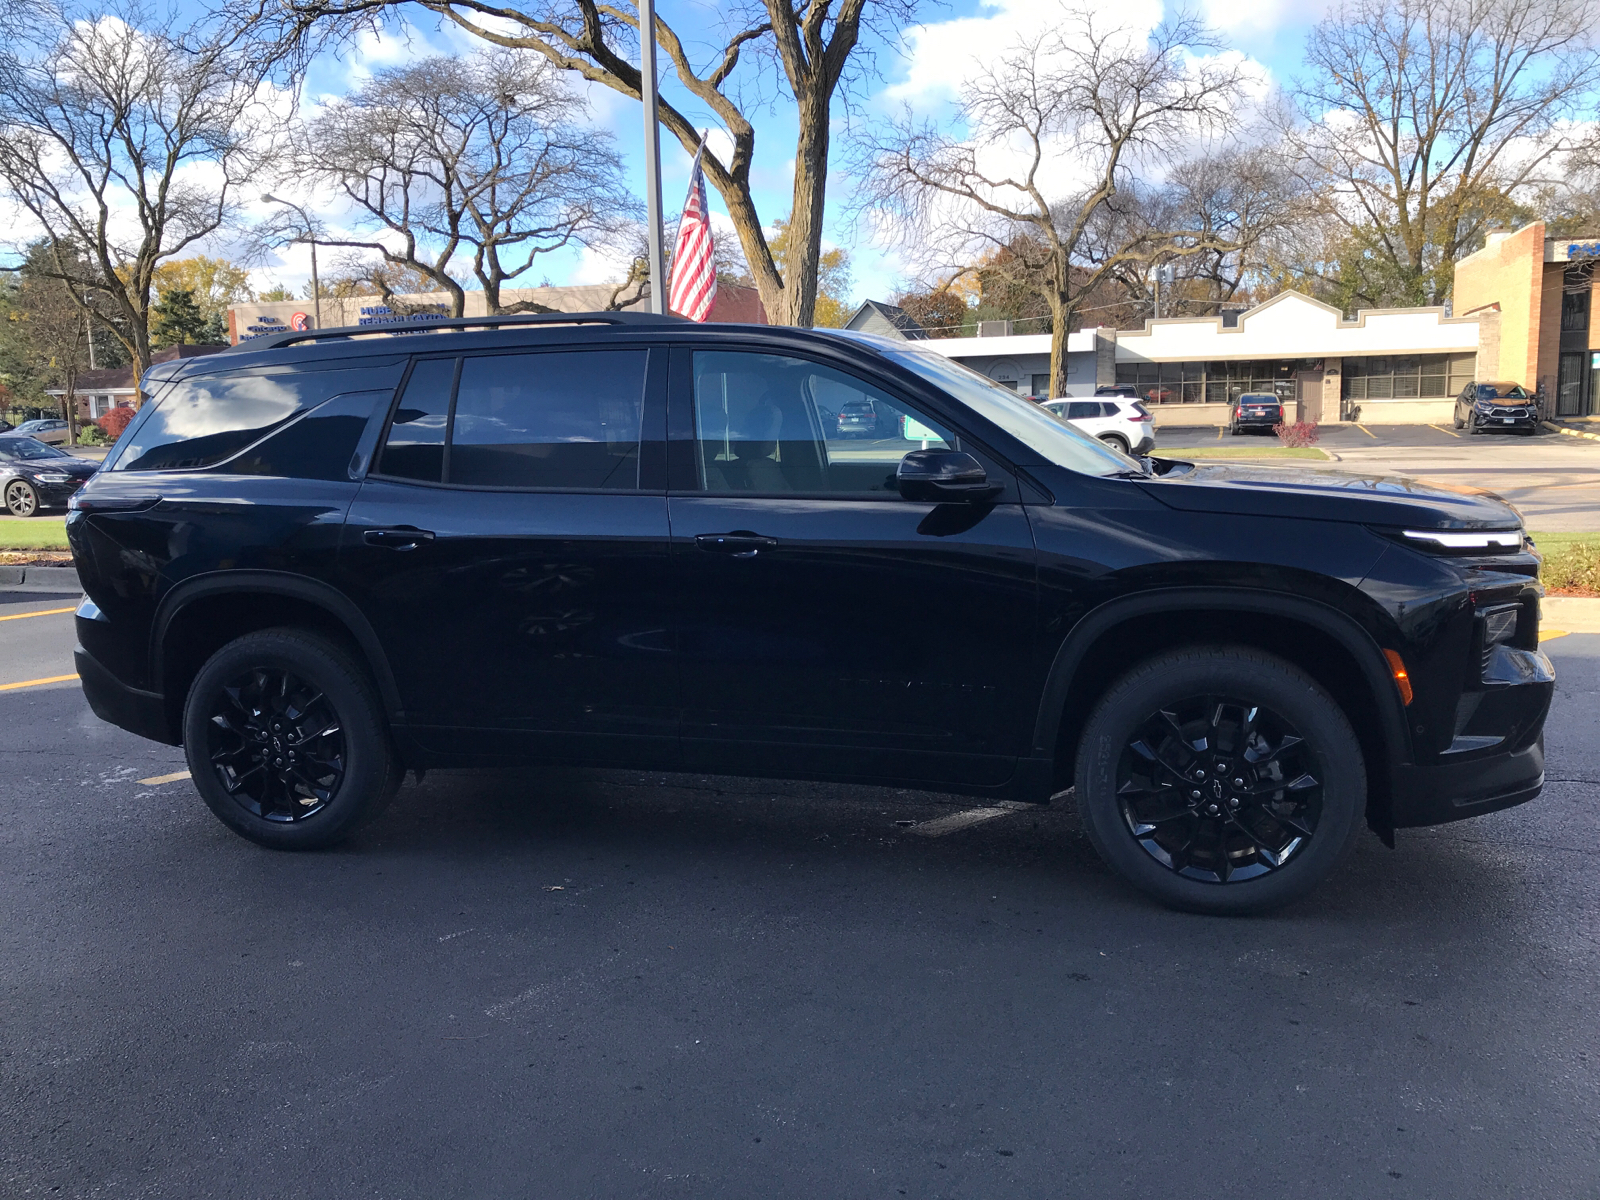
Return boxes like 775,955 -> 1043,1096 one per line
896,292 -> 1485,426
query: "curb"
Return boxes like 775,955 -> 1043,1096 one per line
0,564 -> 82,592
1542,420 -> 1600,443
1544,596 -> 1600,634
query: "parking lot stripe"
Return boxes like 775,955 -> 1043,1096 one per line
0,606 -> 76,622
0,673 -> 78,692
136,770 -> 191,786
1355,423 -> 1378,438
1428,424 -> 1461,438
909,801 -> 1032,837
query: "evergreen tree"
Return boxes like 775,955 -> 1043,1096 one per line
151,288 -> 209,346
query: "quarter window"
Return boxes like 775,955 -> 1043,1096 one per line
692,350 -> 954,495
378,358 -> 455,483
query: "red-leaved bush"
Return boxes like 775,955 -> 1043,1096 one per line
1273,420 -> 1320,448
98,406 -> 135,439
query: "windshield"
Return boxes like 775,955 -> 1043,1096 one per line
0,437 -> 67,461
839,334 -> 1134,476
1476,383 -> 1531,400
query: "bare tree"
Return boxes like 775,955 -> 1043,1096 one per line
237,0 -> 918,327
1284,0 -> 1600,308
0,8 -> 272,379
293,51 -> 634,318
858,8 -> 1244,394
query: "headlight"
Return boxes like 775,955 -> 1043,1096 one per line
32,472 -> 70,484
1473,399 -> 1496,412
1401,529 -> 1523,552
1482,605 -> 1519,646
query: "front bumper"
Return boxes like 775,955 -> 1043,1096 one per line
36,481 -> 87,508
74,644 -> 177,745
1391,735 -> 1544,827
1471,411 -> 1538,431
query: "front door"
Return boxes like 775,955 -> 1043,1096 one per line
667,347 -> 1038,787
338,345 -> 677,764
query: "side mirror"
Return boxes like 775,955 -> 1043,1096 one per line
897,449 -> 1003,503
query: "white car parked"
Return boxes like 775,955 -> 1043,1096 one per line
1042,397 -> 1155,456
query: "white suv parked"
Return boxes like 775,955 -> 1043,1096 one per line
1043,397 -> 1154,456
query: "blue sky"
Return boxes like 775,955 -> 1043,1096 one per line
260,0 -> 1334,306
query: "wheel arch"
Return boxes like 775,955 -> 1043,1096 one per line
151,571 -> 405,742
1032,587 -> 1412,839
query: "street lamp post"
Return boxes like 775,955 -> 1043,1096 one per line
262,194 -> 322,329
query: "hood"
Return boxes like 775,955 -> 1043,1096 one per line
16,457 -> 99,477
1142,459 -> 1521,530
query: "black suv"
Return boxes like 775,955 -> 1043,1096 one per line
69,314 -> 1554,914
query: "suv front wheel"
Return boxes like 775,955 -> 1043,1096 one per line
182,628 -> 402,850
1075,645 -> 1366,915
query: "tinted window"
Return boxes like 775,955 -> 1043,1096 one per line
114,367 -> 395,473
449,351 -> 645,489
378,358 -> 456,483
223,391 -> 391,481
0,437 -> 66,461
693,350 -> 955,495
1065,401 -> 1098,420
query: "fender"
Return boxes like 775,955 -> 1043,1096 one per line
1029,586 -> 1413,769
150,570 -> 406,721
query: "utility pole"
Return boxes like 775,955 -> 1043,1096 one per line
639,0 -> 668,315
262,194 -> 323,328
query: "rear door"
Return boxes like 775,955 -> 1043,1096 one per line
666,346 -> 1038,787
338,344 -> 676,764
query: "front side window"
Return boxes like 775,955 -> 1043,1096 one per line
0,437 -> 67,461
692,350 -> 954,495
375,349 -> 647,490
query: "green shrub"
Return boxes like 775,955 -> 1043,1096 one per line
1541,540 -> 1600,595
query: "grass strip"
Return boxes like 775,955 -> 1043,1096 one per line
1530,531 -> 1600,596
1155,445 -> 1331,460
0,517 -> 70,550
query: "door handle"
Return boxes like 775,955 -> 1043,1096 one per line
363,526 -> 436,551
695,532 -> 778,558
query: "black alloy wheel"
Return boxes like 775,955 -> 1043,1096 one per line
184,628 -> 402,849
1075,646 -> 1365,914
205,666 -> 347,823
1115,696 -> 1320,882
4,478 -> 39,517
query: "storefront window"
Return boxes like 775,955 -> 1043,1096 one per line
1115,358 -> 1318,403
1343,354 -> 1472,401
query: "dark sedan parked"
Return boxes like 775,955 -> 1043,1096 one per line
0,436 -> 99,516
1229,392 -> 1285,435
1454,381 -> 1538,434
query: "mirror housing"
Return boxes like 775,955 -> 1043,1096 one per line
897,450 -> 1003,503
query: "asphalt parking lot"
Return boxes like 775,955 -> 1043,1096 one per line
2,592 -> 1598,1198
1154,422 -> 1600,530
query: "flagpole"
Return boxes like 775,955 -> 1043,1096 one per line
639,0 -> 667,315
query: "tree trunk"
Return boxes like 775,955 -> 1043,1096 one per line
1048,292 -> 1074,398
779,93 -> 831,327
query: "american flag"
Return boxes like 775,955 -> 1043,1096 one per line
668,138 -> 717,322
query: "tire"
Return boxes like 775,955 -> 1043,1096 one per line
1453,412 -> 1465,430
182,628 -> 402,850
4,478 -> 39,517
1074,645 -> 1366,915
1099,433 -> 1131,455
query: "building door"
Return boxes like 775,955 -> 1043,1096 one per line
1296,372 -> 1323,423
1557,352 -> 1587,416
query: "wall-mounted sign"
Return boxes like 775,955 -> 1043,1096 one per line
357,303 -> 448,327
1569,241 -> 1600,259
289,312 -> 310,331
239,315 -> 291,341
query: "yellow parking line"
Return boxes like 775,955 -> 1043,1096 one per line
137,770 -> 191,786
0,672 -> 78,692
1428,424 -> 1461,438
1541,630 -> 1569,641
1215,426 -> 1223,439
1355,423 -> 1378,438
0,606 -> 75,621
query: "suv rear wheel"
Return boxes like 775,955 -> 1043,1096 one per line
1099,433 -> 1130,455
182,628 -> 402,850
1074,645 -> 1365,915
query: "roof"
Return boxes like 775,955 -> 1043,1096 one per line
844,300 -> 929,339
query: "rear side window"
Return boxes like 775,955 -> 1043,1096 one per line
223,391 -> 392,481
112,366 -> 400,473
375,349 -> 647,490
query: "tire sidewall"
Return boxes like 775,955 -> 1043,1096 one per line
183,630 -> 395,850
6,479 -> 38,517
1076,648 -> 1366,915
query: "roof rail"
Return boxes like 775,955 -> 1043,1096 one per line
226,309 -> 687,353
